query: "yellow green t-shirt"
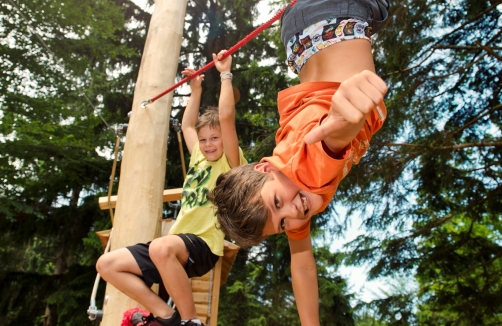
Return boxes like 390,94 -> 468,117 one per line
169,142 -> 247,256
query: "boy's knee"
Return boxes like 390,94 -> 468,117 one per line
96,254 -> 112,277
149,237 -> 177,264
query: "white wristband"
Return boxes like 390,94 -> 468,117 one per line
220,72 -> 233,82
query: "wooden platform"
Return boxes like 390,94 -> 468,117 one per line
96,221 -> 239,286
98,188 -> 183,210
97,190 -> 240,326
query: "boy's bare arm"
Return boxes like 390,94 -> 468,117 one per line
213,50 -> 241,167
181,69 -> 204,154
304,70 -> 387,153
289,236 -> 320,326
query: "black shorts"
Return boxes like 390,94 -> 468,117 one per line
126,234 -> 219,287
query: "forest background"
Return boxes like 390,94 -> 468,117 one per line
1,0 -> 501,325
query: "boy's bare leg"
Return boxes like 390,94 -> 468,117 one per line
96,248 -> 174,317
299,39 -> 375,84
149,235 -> 197,320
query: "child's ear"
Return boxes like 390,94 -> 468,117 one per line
254,162 -> 277,173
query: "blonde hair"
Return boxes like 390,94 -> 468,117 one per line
195,106 -> 220,133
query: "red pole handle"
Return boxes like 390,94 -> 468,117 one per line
142,0 -> 297,107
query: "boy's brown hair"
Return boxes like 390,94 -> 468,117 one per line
207,163 -> 272,248
195,106 -> 220,134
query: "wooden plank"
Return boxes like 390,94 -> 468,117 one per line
195,303 -> 209,317
221,241 -> 239,285
98,188 -> 183,210
192,273 -> 210,281
191,280 -> 210,292
209,258 -> 222,326
97,219 -> 176,248
192,292 -> 209,304
96,229 -> 111,249
161,219 -> 175,237
162,188 -> 182,203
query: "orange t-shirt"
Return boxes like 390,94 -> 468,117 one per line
261,81 -> 386,240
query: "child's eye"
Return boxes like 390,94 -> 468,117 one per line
274,196 -> 280,208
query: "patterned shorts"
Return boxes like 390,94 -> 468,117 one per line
286,18 -> 372,75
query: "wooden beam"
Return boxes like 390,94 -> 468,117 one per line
98,188 -> 182,210
209,258 -> 222,326
99,0 -> 188,324
221,241 -> 239,285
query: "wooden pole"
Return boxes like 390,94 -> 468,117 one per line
100,0 -> 188,324
209,258 -> 223,326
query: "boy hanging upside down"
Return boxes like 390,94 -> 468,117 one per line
208,0 -> 389,324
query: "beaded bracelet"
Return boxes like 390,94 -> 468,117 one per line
220,72 -> 233,82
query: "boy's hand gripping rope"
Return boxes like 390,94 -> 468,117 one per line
141,0 -> 297,108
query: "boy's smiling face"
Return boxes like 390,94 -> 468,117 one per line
254,162 -> 324,237
198,125 -> 224,161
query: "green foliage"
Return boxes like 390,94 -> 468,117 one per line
0,0 -> 146,324
219,235 -> 355,325
356,277 -> 418,326
338,0 -> 502,324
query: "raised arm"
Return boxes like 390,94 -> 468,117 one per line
180,68 -> 204,154
289,236 -> 320,326
213,50 -> 241,168
304,70 -> 387,153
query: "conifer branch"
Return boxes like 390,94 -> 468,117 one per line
432,45 -> 502,51
417,0 -> 502,58
374,141 -> 502,150
421,250 -> 502,291
451,104 -> 502,136
474,41 -> 502,61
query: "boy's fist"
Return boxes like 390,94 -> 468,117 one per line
330,70 -> 387,124
304,70 -> 387,147
213,50 -> 232,73
182,68 -> 204,91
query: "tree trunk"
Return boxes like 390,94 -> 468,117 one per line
44,187 -> 79,326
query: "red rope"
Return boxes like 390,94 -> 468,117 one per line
142,0 -> 297,107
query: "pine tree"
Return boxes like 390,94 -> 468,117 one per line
0,0 -> 149,324
339,0 -> 502,324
